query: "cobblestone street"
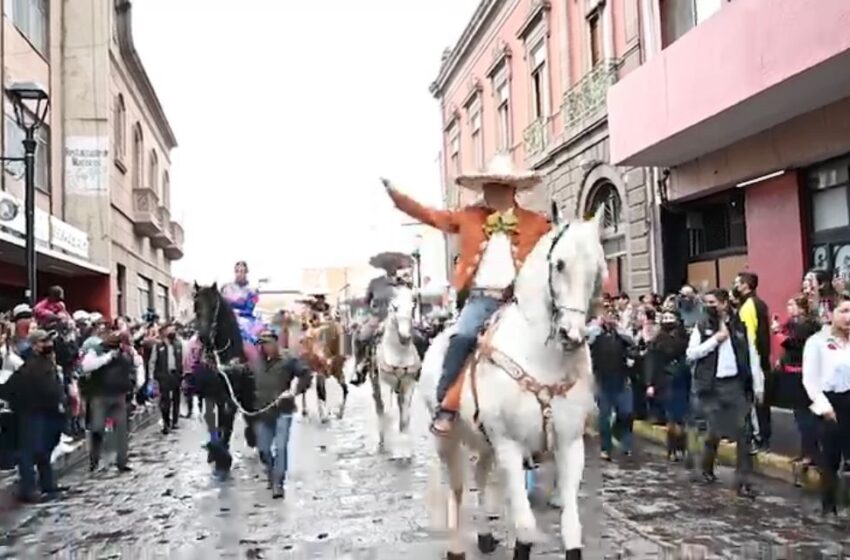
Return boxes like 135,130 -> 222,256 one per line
0,380 -> 847,559
0,379 -> 656,559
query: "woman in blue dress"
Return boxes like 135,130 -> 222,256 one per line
220,261 -> 265,349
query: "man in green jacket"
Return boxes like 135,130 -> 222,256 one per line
252,331 -> 311,499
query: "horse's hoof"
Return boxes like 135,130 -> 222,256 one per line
512,541 -> 532,560
565,549 -> 582,560
477,533 -> 499,554
446,552 -> 465,560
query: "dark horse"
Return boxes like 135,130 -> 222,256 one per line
193,282 -> 257,478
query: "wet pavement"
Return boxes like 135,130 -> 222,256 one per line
601,442 -> 850,559
0,378 -> 846,559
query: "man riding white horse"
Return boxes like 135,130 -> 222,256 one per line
353,257 -> 405,386
381,153 -> 551,436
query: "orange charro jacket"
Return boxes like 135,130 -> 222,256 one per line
388,188 -> 551,292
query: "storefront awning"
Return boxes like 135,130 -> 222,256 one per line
0,230 -> 108,276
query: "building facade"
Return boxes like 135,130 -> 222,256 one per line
0,0 -> 181,319
0,0 -> 111,313
431,0 -> 654,296
608,0 -> 850,317
63,0 -> 182,320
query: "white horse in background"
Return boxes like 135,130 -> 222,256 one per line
372,284 -> 421,459
421,211 -> 604,560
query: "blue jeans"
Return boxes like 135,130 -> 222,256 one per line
17,412 -> 63,498
254,413 -> 293,488
597,383 -> 634,454
436,295 -> 501,406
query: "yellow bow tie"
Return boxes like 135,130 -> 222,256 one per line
483,210 -> 519,236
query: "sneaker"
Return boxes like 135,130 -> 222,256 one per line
272,486 -> 285,500
736,483 -> 757,500
600,451 -> 612,462
116,465 -> 133,473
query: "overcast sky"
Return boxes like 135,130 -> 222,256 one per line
132,1 -> 478,287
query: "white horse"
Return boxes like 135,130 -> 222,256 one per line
372,285 -> 421,459
421,212 -> 604,560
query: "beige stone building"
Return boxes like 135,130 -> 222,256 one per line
63,0 -> 182,319
0,0 -> 110,312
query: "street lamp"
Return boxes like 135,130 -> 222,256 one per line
411,233 -> 424,321
3,82 -> 50,306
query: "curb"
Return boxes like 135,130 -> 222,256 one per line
632,420 -> 821,490
0,403 -> 160,504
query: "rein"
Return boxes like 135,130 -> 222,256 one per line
198,291 -> 293,419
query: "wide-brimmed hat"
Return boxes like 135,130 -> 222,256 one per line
369,251 -> 414,272
456,153 -> 541,192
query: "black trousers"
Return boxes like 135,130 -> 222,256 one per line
818,391 -> 850,510
159,378 -> 181,428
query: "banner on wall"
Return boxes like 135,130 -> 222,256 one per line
65,136 -> 109,195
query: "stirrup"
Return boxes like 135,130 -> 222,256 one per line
429,409 -> 456,437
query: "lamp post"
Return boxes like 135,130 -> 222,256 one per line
2,82 -> 50,306
411,233 -> 423,321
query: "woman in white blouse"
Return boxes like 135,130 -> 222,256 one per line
802,294 -> 850,515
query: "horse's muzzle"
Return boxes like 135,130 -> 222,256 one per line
558,328 -> 585,351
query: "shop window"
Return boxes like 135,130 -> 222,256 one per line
586,181 -> 623,237
137,274 -> 152,318
685,192 -> 746,259
807,155 -> 850,272
116,264 -> 126,317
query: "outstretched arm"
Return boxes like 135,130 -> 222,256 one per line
382,179 -> 459,234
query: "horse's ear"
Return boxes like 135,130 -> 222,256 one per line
211,281 -> 218,292
550,200 -> 560,226
591,206 -> 605,233
193,281 -> 199,293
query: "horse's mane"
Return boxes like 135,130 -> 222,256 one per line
195,285 -> 245,363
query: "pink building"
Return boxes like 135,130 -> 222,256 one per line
431,0 -> 654,295
608,0 -> 850,317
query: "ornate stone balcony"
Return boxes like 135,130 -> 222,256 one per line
562,61 -> 618,137
132,187 -> 164,238
165,221 -> 184,261
523,117 -> 548,158
151,205 -> 173,248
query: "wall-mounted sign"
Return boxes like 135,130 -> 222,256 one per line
65,136 -> 109,195
50,216 -> 89,259
0,190 -> 50,243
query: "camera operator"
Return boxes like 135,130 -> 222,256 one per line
80,331 -> 137,473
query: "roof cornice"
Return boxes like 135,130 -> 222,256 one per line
429,0 -> 506,99
115,0 -> 178,150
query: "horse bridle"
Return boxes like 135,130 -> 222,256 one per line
202,293 -> 231,359
543,223 -> 601,345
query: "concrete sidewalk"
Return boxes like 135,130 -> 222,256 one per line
632,418 -> 822,489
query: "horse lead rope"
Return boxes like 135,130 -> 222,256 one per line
210,351 -> 296,418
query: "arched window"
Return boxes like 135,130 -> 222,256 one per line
586,180 -> 622,235
162,171 -> 170,209
148,150 -> 159,196
113,94 -> 126,159
132,124 -> 143,190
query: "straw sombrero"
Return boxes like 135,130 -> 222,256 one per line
456,153 -> 541,191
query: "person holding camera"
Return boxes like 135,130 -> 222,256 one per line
588,306 -> 637,460
686,289 -> 764,499
80,331 -> 138,473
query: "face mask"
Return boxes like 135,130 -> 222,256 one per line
679,298 -> 694,310
167,333 -> 176,341
661,323 -> 676,331
41,345 -> 54,355
731,287 -> 742,299
706,307 -> 720,319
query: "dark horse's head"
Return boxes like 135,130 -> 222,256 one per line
193,282 -> 244,363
